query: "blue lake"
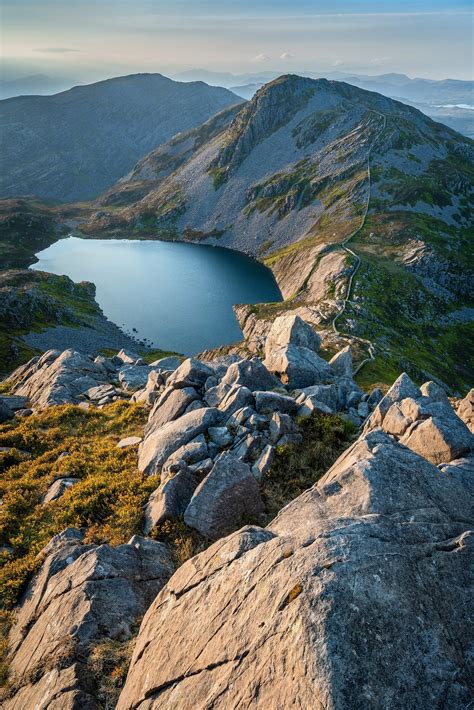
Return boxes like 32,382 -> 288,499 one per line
32,237 -> 282,354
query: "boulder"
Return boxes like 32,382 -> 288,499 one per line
264,344 -> 333,389
132,370 -> 163,405
204,381 -> 231,407
231,433 -> 266,462
184,452 -> 264,539
217,384 -> 254,416
208,426 -> 233,448
420,380 -> 449,403
162,435 -> 209,475
456,388 -> 474,433
147,386 -> 199,432
8,349 -> 108,410
118,431 -> 473,710
265,314 -> 321,356
222,357 -> 281,392
6,530 -> 173,710
0,394 -> 29,411
269,412 -> 302,445
0,399 -> 13,423
118,365 -> 152,392
144,468 -> 200,533
116,348 -> 141,364
297,397 -> 333,419
41,477 -> 79,504
401,413 -> 473,465
295,383 -> 338,411
138,408 -> 222,475
166,358 -> 214,390
86,383 -> 120,401
252,444 -> 275,480
364,372 -> 421,432
148,355 -> 182,370
328,345 -> 352,377
254,390 -> 297,415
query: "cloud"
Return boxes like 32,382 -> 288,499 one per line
251,53 -> 271,62
34,47 -> 80,54
368,56 -> 389,65
280,51 -> 293,59
333,59 -> 345,66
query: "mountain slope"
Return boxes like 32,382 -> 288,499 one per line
0,74 -> 241,202
84,75 -> 473,391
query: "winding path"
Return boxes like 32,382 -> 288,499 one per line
329,110 -> 387,375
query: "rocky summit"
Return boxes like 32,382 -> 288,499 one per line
0,313 -> 472,708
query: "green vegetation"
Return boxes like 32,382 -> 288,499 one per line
0,270 -> 103,375
261,412 -> 355,521
210,166 -> 228,190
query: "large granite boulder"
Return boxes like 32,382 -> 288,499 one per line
221,357 -> 281,392
7,349 -> 109,409
138,407 -> 223,475
264,343 -> 334,389
264,314 -> 321,355
166,358 -> 214,390
146,386 -> 200,433
184,452 -> 264,539
5,529 -> 173,710
144,468 -> 200,533
328,345 -> 352,377
117,430 -> 473,709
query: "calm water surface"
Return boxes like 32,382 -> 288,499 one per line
32,237 -> 282,354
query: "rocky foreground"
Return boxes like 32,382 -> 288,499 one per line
0,314 -> 473,708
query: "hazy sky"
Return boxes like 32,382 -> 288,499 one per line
1,0 -> 473,82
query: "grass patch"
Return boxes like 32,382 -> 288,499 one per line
261,413 -> 355,521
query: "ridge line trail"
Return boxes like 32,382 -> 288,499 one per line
329,109 -> 387,374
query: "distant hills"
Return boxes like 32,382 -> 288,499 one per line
0,74 -> 79,100
86,75 -> 473,389
0,73 -> 241,202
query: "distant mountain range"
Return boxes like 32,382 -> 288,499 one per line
85,75 -> 473,389
0,73 -> 241,202
0,74 -> 80,100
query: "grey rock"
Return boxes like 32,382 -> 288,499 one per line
232,433 -> 266,462
328,345 -> 352,377
94,354 -> 117,372
42,477 -> 79,504
132,370 -> 164,404
204,375 -> 219,391
264,343 -> 334,389
188,457 -> 214,476
252,444 -> 275,480
144,468 -> 199,533
265,314 -> 321,355
184,452 -> 264,539
162,435 -> 209,475
297,397 -> 333,418
118,365 -> 152,392
217,384 -> 254,416
15,408 -> 33,418
367,387 -> 383,407
119,430 -> 473,710
117,435 -> 142,448
269,412 -> 301,444
184,399 -> 205,414
296,384 -> 338,411
456,388 -> 474,433
204,381 -> 231,407
222,357 -> 281,392
147,386 -> 199,432
247,413 -> 269,431
420,380 -> 449,403
226,406 -> 255,429
0,394 -> 29,411
87,383 -> 120,401
364,372 -> 421,432
139,408 -> 222,475
116,348 -> 141,364
0,399 -> 13,423
148,356 -> 182,371
166,358 -> 214,389
255,390 -> 297,415
6,530 -> 173,710
357,401 -> 370,419
8,349 -> 108,410
208,426 -> 233,447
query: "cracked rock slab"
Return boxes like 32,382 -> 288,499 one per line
118,430 -> 473,710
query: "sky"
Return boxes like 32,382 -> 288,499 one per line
1,0 -> 473,83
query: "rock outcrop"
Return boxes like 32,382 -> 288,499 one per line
4,530 -> 174,709
117,428 -> 474,709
